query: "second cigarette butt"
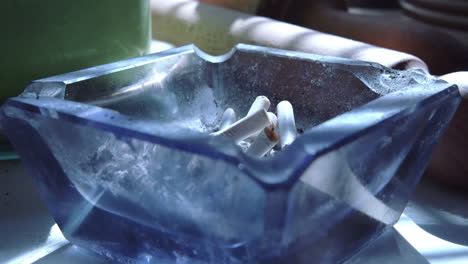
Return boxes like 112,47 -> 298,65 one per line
212,109 -> 270,143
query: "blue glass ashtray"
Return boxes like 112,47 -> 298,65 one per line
0,44 -> 461,264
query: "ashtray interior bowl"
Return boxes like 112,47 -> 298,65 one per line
0,44 -> 461,264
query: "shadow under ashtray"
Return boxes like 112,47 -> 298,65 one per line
405,176 -> 468,247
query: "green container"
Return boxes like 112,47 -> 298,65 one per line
0,0 -> 151,103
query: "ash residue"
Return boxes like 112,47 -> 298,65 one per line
353,68 -> 437,95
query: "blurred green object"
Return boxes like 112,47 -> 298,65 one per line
0,0 -> 151,103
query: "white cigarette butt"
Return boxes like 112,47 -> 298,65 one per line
277,100 -> 297,148
266,112 -> 278,127
246,113 -> 279,157
212,109 -> 270,143
247,96 -> 271,116
219,108 -> 237,130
